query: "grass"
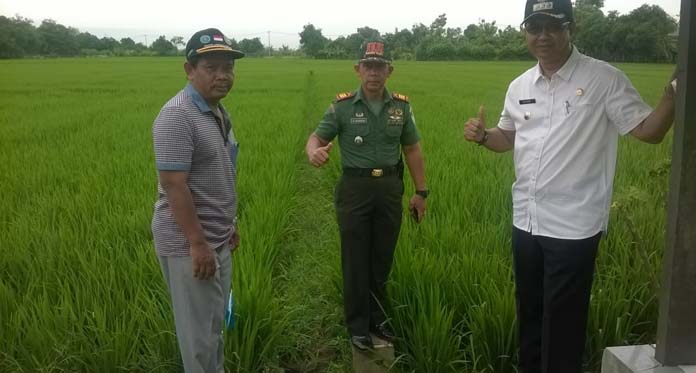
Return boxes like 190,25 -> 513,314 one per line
0,57 -> 675,372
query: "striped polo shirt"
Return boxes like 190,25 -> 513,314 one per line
151,83 -> 238,256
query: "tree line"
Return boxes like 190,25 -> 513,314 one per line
0,16 -> 269,59
0,1 -> 678,62
300,1 -> 678,63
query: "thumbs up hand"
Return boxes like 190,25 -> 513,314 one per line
309,142 -> 333,168
464,105 -> 488,144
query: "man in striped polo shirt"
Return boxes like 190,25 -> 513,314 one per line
152,28 -> 243,373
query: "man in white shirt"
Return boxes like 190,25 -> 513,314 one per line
464,0 -> 676,372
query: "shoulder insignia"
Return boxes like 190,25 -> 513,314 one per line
392,93 -> 410,103
334,91 -> 356,102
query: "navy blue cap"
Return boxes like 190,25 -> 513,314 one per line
523,0 -> 574,24
185,28 -> 245,62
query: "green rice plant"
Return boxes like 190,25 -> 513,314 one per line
0,57 -> 675,372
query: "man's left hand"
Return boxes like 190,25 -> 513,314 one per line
409,195 -> 427,224
230,229 -> 240,252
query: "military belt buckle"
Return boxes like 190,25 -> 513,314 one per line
371,169 -> 384,177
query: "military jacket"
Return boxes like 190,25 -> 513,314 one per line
314,87 -> 420,168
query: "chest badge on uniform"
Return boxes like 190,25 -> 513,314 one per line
351,111 -> 368,125
576,88 -> 584,96
387,105 -> 404,126
388,114 -> 403,125
524,112 -> 532,120
354,136 -> 364,145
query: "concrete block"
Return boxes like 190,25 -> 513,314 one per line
602,345 -> 696,373
352,334 -> 395,373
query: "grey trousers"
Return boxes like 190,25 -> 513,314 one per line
159,243 -> 232,373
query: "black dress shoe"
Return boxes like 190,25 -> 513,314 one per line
351,335 -> 373,351
370,323 -> 396,341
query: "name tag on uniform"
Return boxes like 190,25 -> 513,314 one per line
350,118 -> 368,125
519,98 -> 536,105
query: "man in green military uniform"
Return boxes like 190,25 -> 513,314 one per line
305,40 -> 427,351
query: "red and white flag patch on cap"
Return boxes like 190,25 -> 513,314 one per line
213,35 -> 224,42
365,42 -> 384,56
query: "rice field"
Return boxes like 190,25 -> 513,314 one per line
0,57 -> 674,372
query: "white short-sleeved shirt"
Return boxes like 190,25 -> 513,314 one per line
497,47 -> 652,239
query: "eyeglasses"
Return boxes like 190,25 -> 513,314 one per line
524,21 -> 570,35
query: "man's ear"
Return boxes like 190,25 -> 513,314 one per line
184,62 -> 194,79
388,65 -> 394,76
354,64 -> 360,73
568,22 -> 577,38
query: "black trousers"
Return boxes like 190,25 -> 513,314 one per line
335,174 -> 403,337
511,226 -> 602,373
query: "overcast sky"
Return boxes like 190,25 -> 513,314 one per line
0,0 -> 681,47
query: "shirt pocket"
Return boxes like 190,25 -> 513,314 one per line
385,117 -> 404,138
566,96 -> 599,116
385,125 -> 403,138
345,118 -> 370,137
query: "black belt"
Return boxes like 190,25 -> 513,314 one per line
343,166 -> 399,178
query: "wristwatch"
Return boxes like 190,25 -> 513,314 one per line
416,189 -> 429,199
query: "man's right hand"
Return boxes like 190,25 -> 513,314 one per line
190,242 -> 217,280
308,142 -> 333,167
464,106 -> 487,143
